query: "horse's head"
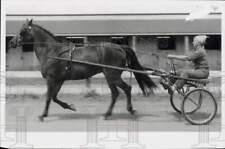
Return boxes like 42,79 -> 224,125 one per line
9,19 -> 34,48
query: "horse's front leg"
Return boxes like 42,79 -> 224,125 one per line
39,78 -> 76,122
39,93 -> 51,121
52,80 -> 76,111
52,98 -> 76,111
39,77 -> 53,121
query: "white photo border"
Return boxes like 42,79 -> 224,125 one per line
1,0 -> 225,148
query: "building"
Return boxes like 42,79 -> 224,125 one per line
5,0 -> 221,70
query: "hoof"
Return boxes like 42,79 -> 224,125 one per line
104,116 -> 110,120
39,116 -> 45,122
129,109 -> 137,115
103,112 -> 112,120
68,104 -> 76,111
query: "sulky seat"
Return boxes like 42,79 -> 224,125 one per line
186,78 -> 210,87
196,79 -> 210,84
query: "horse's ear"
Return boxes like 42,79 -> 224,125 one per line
28,19 -> 33,25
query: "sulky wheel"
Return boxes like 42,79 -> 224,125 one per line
170,86 -> 191,114
181,88 -> 217,125
170,90 -> 183,114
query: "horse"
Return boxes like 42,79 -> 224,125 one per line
9,19 -> 157,121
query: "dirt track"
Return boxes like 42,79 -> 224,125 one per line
6,92 -> 221,132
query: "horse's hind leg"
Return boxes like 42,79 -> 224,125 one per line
104,82 -> 119,120
116,79 -> 136,115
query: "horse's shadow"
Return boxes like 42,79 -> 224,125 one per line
168,112 -> 183,118
167,111 -> 184,122
45,112 -> 158,122
48,113 -> 100,121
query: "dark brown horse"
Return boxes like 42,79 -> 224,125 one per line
9,19 -> 157,121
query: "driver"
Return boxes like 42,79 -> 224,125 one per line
166,35 -> 209,95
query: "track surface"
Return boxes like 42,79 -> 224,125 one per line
6,92 -> 221,132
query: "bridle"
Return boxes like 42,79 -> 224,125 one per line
12,25 -> 33,47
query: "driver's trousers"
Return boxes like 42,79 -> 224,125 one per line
174,68 -> 209,89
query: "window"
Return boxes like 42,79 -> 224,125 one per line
157,36 -> 176,50
6,36 -> 13,53
6,36 -> 33,52
66,36 -> 85,47
22,43 -> 33,52
111,36 -> 129,46
205,35 -> 221,50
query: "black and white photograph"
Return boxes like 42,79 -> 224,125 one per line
1,0 -> 225,148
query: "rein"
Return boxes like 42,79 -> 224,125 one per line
20,40 -> 164,76
20,42 -> 102,47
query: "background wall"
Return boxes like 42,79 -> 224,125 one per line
6,35 -> 221,71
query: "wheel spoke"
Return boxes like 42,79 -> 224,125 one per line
186,93 -> 200,107
182,89 -> 217,125
170,89 -> 185,114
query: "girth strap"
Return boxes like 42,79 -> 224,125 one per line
56,44 -> 76,79
67,43 -> 76,79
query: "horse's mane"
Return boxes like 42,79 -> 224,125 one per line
32,24 -> 71,55
33,24 -> 65,43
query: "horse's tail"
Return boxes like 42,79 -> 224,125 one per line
122,46 -> 157,96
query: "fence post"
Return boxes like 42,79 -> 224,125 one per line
80,106 -> 104,149
10,106 -> 33,148
121,120 -> 145,149
99,119 -> 126,142
192,125 -> 215,148
0,70 -> 13,143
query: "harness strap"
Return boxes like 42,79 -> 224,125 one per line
97,44 -> 103,64
56,44 -> 76,79
67,44 -> 76,79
